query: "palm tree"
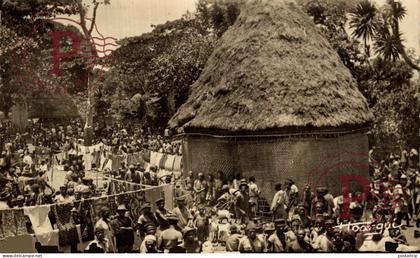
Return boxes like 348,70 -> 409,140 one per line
373,10 -> 400,62
349,0 -> 378,57
387,0 -> 420,164
385,0 -> 419,71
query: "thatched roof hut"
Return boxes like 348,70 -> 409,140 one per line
169,0 -> 373,199
170,0 -> 372,132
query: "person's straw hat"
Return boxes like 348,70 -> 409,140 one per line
245,223 -> 257,232
140,202 -> 152,211
264,223 -> 275,232
155,198 -> 164,204
239,179 -> 248,188
182,226 -> 196,237
117,204 -> 128,211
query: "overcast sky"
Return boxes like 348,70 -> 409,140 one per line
78,0 -> 419,54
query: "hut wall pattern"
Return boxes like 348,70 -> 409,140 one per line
184,133 -> 369,200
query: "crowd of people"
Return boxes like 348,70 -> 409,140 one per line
0,119 -> 181,156
0,119 -> 181,209
1,119 -> 420,253
79,148 -> 420,253
78,146 -> 420,253
153,148 -> 419,253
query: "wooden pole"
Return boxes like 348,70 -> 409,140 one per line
50,150 -> 54,183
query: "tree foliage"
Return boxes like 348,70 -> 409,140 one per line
349,0 -> 378,56
98,0 -> 243,129
1,0 -> 110,122
0,0 -> 84,119
3,0 -> 416,152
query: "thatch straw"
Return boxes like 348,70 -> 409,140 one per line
169,0 -> 373,133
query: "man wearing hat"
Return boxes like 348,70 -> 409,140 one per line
155,198 -> 170,231
289,215 -> 302,231
112,204 -> 134,253
143,223 -> 157,236
238,222 -> 266,252
226,224 -> 243,251
172,196 -> 193,229
137,202 -> 158,239
157,214 -> 183,252
233,179 -> 250,224
267,219 -> 286,252
95,207 -> 115,252
179,227 -> 202,253
140,224 -> 158,253
255,222 -> 265,244
140,234 -> 159,253
262,223 -> 275,243
193,173 -> 207,205
284,215 -> 303,251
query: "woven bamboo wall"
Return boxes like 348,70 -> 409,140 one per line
183,132 -> 369,200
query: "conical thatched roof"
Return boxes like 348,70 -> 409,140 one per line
169,0 -> 373,133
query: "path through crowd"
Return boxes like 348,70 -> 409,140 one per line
46,166 -> 107,191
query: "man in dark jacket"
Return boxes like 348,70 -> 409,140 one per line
112,204 -> 134,253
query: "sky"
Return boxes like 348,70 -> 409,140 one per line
71,0 -> 419,55
374,0 -> 420,55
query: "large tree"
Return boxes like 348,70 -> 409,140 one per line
93,0 -> 418,152
386,0 -> 419,71
0,0 -> 82,120
1,0 -> 111,140
348,0 -> 419,152
349,0 -> 378,57
98,0 -> 249,130
101,7 -> 219,130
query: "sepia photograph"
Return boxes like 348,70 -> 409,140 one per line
0,0 -> 419,254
